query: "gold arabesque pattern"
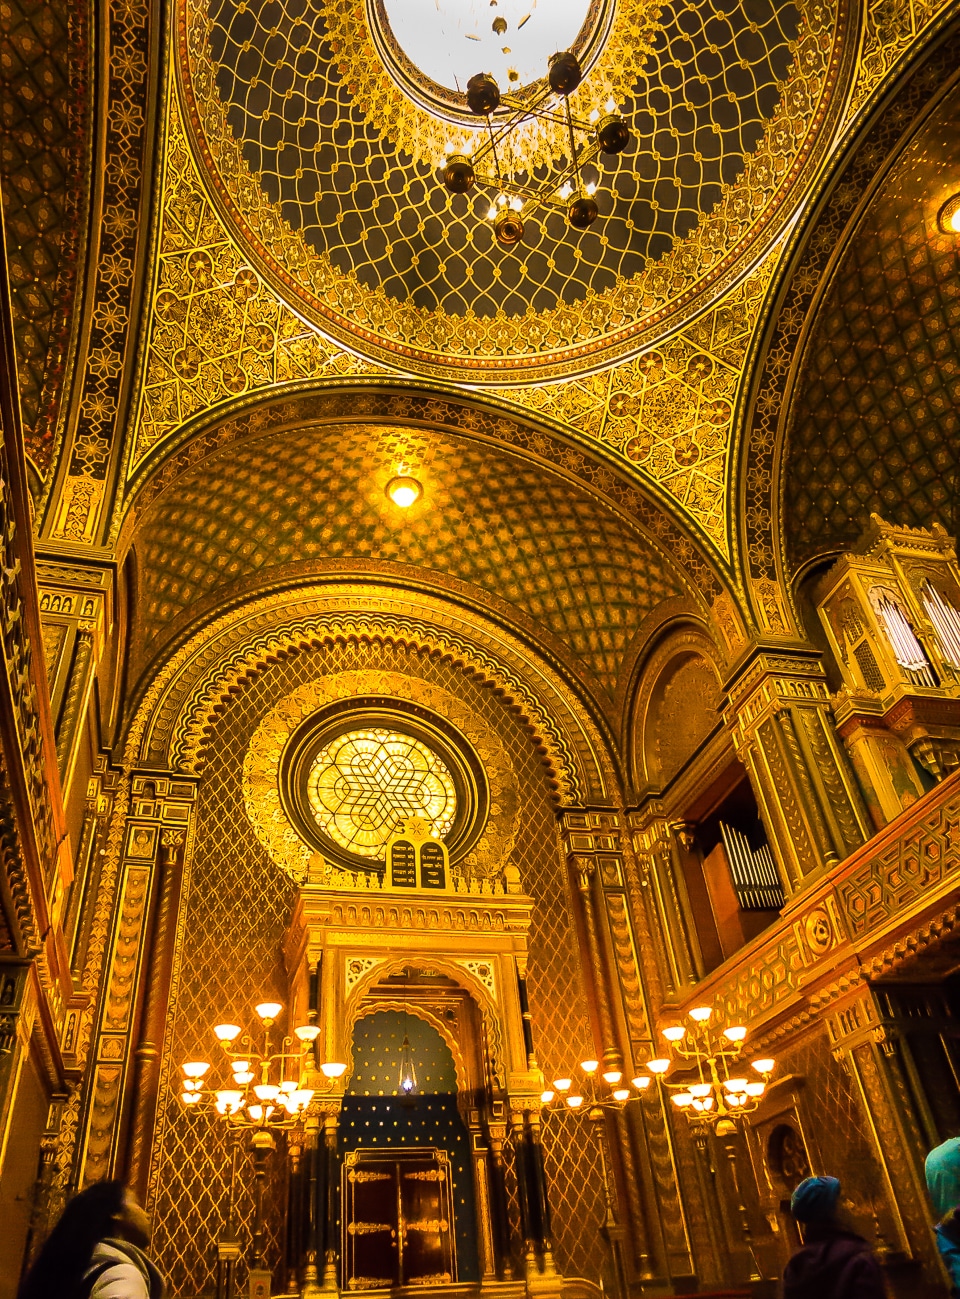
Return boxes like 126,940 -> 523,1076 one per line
133,89 -> 375,463
243,670 -> 520,883
492,252 -> 779,547
308,728 -> 457,857
181,0 -> 836,377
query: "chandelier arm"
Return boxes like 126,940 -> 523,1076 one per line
564,96 -> 581,194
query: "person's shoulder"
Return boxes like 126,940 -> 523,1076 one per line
87,1242 -> 150,1299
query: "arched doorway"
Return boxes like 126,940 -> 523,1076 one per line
339,1005 -> 480,1288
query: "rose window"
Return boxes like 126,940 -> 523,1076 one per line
307,728 -> 457,858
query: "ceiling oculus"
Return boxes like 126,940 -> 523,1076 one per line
377,0 -> 598,99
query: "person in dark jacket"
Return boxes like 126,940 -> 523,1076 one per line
925,1136 -> 960,1295
17,1179 -> 165,1299
782,1175 -> 887,1299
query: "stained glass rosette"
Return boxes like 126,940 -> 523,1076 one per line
307,728 -> 457,857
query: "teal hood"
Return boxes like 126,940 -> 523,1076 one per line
926,1137 -> 960,1217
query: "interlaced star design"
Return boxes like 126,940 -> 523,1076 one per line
308,728 -> 457,857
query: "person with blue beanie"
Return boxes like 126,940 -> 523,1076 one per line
925,1136 -> 960,1295
782,1175 -> 887,1299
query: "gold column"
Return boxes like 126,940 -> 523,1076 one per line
627,805 -> 700,994
722,648 -> 871,891
826,989 -> 945,1275
559,809 -> 695,1285
124,826 -> 189,1197
75,772 -> 198,1185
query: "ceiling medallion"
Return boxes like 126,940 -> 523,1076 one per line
184,0 -> 836,379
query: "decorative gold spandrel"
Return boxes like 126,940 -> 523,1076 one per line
130,86 -> 381,468
488,252 -> 780,554
846,0 -> 954,119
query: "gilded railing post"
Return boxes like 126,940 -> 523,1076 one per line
722,647 -> 871,891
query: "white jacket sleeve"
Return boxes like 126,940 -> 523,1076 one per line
89,1260 -> 151,1299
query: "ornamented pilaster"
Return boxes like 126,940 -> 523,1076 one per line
35,556 -> 112,786
626,804 -> 700,995
723,649 -> 871,891
558,809 -> 694,1284
75,772 -> 198,1186
826,988 -> 944,1275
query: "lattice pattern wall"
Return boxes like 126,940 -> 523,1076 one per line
148,637 -> 603,1291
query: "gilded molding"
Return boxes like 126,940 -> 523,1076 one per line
123,585 -> 625,803
847,0 -> 955,117
45,0 -> 153,538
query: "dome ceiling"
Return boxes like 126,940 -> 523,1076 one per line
130,422 -> 694,695
180,0 -> 840,380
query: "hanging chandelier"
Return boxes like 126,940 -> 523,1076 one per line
440,50 -> 630,247
645,1006 -> 775,1135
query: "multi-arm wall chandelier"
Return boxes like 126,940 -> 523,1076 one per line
541,1007 -> 775,1137
440,51 -> 630,247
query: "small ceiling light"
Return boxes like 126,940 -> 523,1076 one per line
580,1059 -> 599,1074
938,194 -> 960,234
602,1069 -> 622,1084
612,1088 -> 630,1103
295,1024 -> 321,1042
646,1058 -> 671,1074
724,1026 -> 747,1042
662,1026 -> 686,1042
540,1089 -> 555,1104
255,1002 -> 283,1024
214,1024 -> 242,1042
689,1006 -> 713,1022
631,1075 -> 651,1090
752,1058 -> 775,1074
386,476 -> 423,508
182,1061 -> 210,1078
398,1034 -> 418,1096
321,1061 -> 347,1079
553,1077 -> 572,1092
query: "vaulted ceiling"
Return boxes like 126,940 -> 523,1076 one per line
0,0 -> 88,467
783,82 -> 960,574
129,422 -> 696,698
